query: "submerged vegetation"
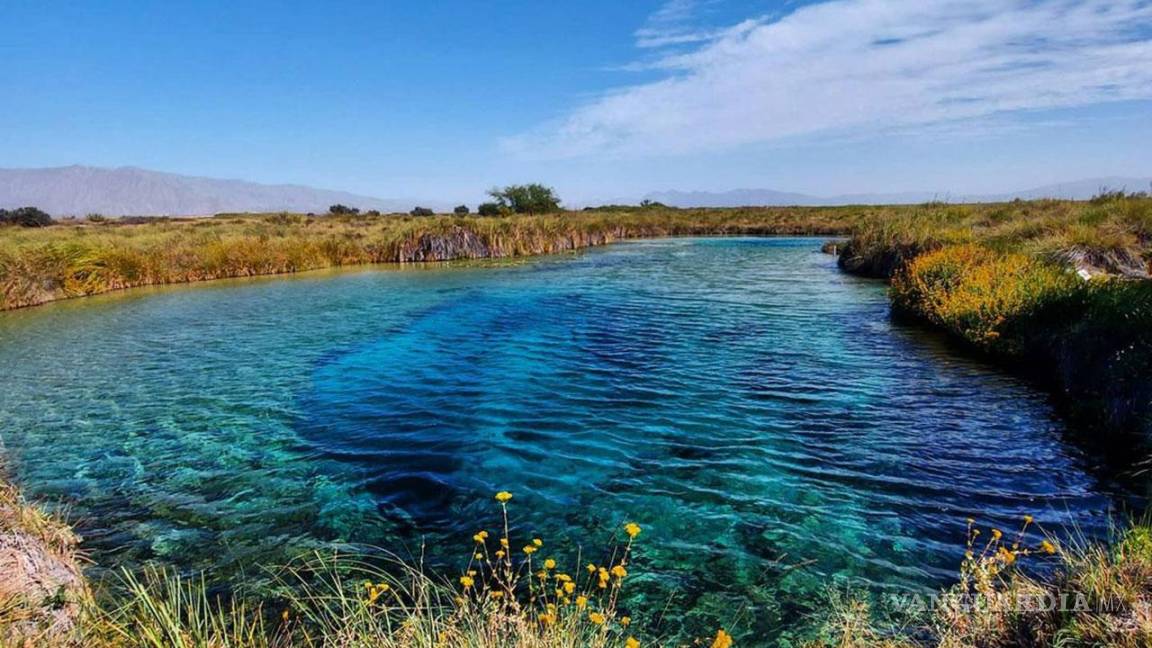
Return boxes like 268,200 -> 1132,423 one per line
6,479 -> 1152,647
0,486 -> 740,647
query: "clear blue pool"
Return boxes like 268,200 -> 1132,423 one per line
0,238 -> 1129,641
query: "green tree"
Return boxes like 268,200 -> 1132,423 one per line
410,207 -> 434,216
487,184 -> 561,215
453,204 -> 470,215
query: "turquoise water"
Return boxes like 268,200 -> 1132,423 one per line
0,238 -> 1132,642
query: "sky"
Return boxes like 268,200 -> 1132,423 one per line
2,0 -> 1151,204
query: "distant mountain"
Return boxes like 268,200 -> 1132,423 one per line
642,176 -> 1152,208
0,166 -> 437,216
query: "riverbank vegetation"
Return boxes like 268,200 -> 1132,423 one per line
0,207 -> 864,311
3,196 -> 1150,433
837,193 -> 1152,436
1,485 -> 742,647
6,476 -> 1152,646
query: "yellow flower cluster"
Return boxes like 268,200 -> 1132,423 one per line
445,492 -> 673,644
960,514 -> 1059,598
362,580 -> 390,605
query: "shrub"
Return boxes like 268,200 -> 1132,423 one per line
329,204 -> 359,216
410,207 -> 435,217
487,184 -> 561,214
0,206 -> 53,227
454,204 -> 470,215
365,209 -> 382,217
477,202 -> 504,217
891,244 -> 1078,351
85,213 -> 107,223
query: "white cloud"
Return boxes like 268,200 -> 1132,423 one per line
508,0 -> 1152,158
634,0 -> 716,48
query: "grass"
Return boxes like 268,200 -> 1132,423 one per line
1,487 -> 735,647
809,519 -> 1152,648
0,476 -> 87,646
9,478 -> 1152,647
0,208 -> 868,311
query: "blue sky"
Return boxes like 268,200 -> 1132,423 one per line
2,0 -> 1151,204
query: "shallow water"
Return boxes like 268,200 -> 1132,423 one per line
0,238 -> 1133,642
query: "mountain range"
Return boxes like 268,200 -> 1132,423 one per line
1,165 -> 1148,216
642,177 -> 1152,208
0,166 -> 440,216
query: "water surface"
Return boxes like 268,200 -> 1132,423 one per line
0,238 -> 1129,642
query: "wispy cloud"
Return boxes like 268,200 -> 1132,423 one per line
508,0 -> 1152,158
634,0 -> 721,49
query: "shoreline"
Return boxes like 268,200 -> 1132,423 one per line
0,209 -> 861,312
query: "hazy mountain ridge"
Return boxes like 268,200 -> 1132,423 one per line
643,177 -> 1152,208
0,166 -> 435,216
3,166 -> 1149,215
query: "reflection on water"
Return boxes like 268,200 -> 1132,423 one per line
0,238 -> 1133,641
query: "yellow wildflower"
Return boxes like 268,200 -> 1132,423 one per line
475,553 -> 484,560
496,550 -> 505,559
624,522 -> 642,538
544,558 -> 557,570
626,638 -> 640,648
711,629 -> 733,648
576,595 -> 588,609
495,491 -> 513,503
459,576 -> 474,588
611,565 -> 627,579
1024,515 -> 1034,524
524,545 -> 538,555
992,528 -> 1003,541
1040,539 -> 1057,555
500,538 -> 509,548
539,613 -> 556,626
556,573 -> 571,582
621,616 -> 631,627
490,591 -> 504,599
563,581 -> 576,594
533,538 -> 543,547
586,563 -> 597,573
589,612 -> 606,625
